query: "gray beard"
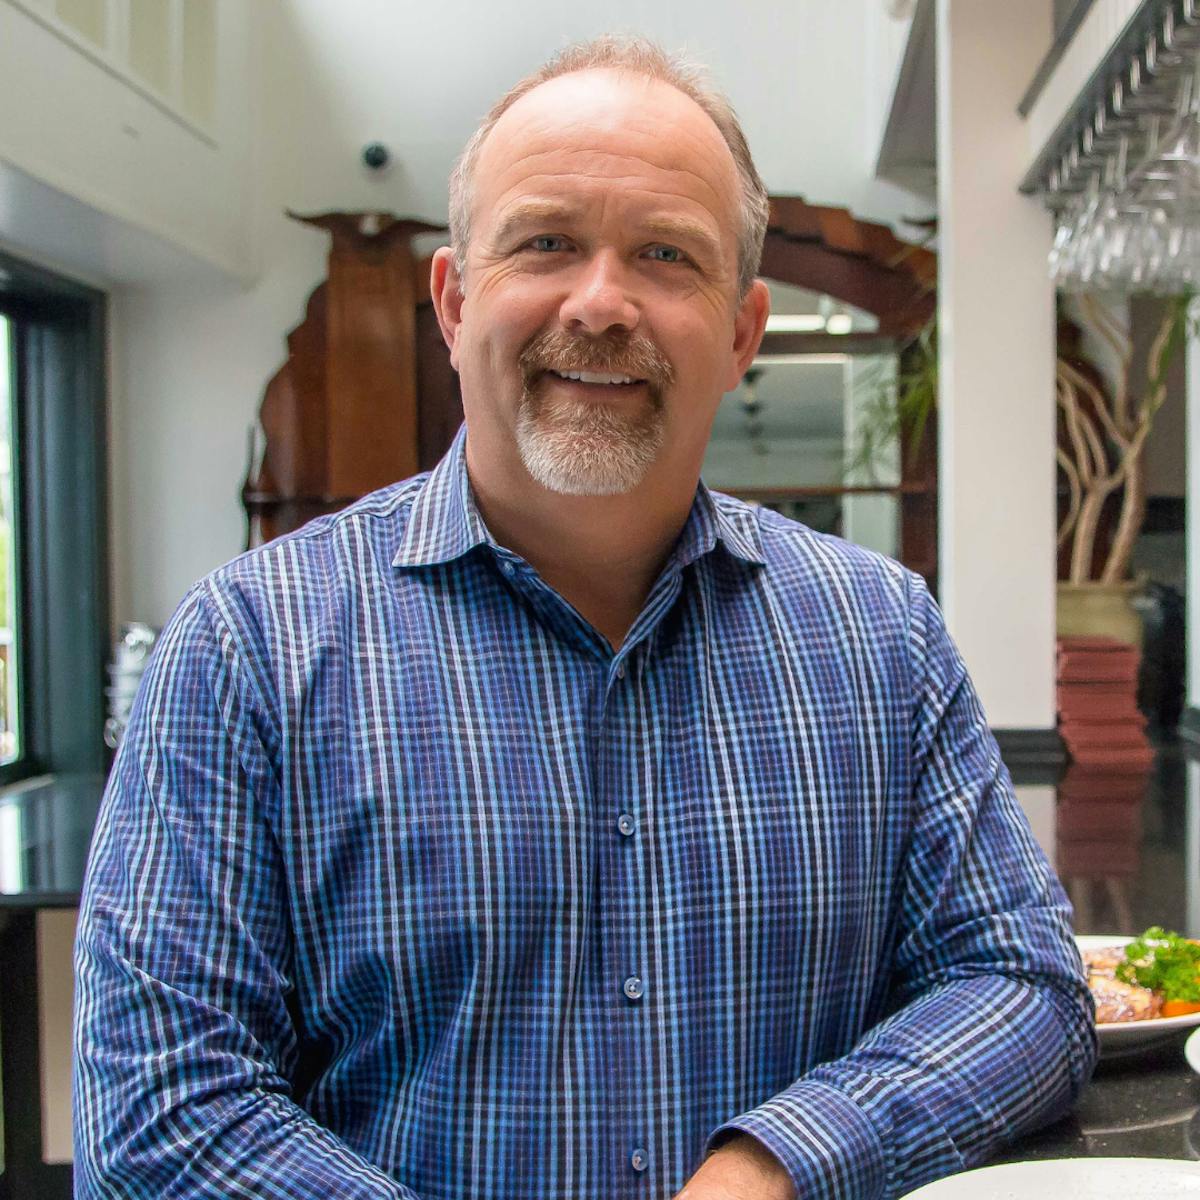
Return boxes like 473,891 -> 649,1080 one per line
515,384 -> 666,496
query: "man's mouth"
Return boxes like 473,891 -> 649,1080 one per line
545,369 -> 646,387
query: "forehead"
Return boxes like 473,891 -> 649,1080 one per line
471,70 -> 741,237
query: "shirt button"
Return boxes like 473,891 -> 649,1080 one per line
631,1148 -> 649,1172
617,813 -> 636,837
623,976 -> 644,1001
616,663 -> 626,679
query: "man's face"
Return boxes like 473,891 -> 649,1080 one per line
433,69 -> 768,497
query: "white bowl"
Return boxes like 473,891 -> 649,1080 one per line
900,1157 -> 1200,1198
1186,1026 -> 1200,1076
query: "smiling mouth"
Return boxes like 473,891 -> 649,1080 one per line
546,369 -> 647,387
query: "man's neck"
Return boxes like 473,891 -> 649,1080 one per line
464,442 -> 697,651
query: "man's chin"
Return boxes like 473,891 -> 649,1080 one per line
518,447 -> 654,496
515,423 -> 662,496
514,390 -> 665,496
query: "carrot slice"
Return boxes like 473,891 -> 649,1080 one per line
1161,999 -> 1200,1018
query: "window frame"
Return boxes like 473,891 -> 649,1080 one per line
0,251 -> 109,785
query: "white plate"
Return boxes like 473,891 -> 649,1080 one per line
1076,935 -> 1200,1051
1187,1026 -> 1200,1076
900,1157 -> 1200,1198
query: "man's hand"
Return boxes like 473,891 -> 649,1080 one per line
675,1134 -> 797,1200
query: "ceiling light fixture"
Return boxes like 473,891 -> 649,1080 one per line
752,354 -> 850,366
764,314 -> 826,333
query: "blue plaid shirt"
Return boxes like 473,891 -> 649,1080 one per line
74,426 -> 1095,1200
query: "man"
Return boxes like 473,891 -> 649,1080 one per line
74,35 -> 1096,1200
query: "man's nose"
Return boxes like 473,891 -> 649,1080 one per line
558,251 -> 640,335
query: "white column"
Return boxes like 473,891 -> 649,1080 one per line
1187,313 -> 1200,710
935,0 -> 1056,730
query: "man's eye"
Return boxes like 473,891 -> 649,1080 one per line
646,245 -> 684,263
528,236 -> 569,252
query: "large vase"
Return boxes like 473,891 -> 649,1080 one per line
1056,579 -> 1144,650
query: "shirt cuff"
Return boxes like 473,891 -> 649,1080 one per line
706,1079 -> 889,1200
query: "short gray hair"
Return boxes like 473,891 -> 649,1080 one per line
447,35 -> 769,298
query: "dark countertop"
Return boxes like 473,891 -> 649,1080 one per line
1004,1032 -> 1200,1162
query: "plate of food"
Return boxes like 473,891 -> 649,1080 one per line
1077,928 -> 1200,1052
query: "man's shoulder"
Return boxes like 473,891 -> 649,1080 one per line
187,474 -> 430,633
215,475 -> 427,584
707,488 -> 915,601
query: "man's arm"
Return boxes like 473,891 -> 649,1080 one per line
683,571 -> 1097,1200
73,585 -> 419,1199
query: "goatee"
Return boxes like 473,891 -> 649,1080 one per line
515,328 -> 675,496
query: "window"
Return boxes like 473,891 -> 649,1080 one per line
0,252 -> 109,786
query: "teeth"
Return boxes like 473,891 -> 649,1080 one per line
552,370 -> 637,385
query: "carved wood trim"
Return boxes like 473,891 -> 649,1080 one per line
242,211 -> 447,547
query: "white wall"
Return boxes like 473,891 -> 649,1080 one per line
104,0 -> 930,626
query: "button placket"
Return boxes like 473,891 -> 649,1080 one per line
597,647 -> 653,1187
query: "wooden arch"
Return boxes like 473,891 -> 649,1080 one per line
761,196 -> 936,338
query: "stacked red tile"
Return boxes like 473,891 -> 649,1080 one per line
1055,636 -> 1152,927
1056,635 -> 1153,772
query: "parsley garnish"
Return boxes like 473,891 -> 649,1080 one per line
1114,926 -> 1200,1003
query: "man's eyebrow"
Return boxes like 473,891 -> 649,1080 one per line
490,201 -> 579,246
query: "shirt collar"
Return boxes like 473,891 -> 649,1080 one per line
392,423 -> 765,570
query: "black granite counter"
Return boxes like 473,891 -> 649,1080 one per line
1005,1032 -> 1200,1161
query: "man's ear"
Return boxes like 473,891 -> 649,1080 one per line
430,246 -> 466,370
725,278 -> 770,391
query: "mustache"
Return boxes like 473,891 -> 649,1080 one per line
518,328 -> 675,393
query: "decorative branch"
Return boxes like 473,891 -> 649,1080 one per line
1098,297 -> 1185,582
1057,357 -> 1130,456
1056,443 -> 1082,551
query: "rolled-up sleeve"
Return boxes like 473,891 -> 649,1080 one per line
73,585 -> 419,1199
706,571 -> 1097,1200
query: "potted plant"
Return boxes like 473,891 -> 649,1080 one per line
849,288 -> 1188,651
1055,292 -> 1191,647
